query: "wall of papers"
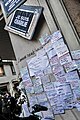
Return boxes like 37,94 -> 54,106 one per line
20,30 -> 80,118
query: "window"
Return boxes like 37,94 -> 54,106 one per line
0,65 -> 5,76
10,63 -> 16,75
0,58 -> 5,76
0,85 -> 7,93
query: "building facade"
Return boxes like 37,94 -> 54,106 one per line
0,0 -> 80,120
0,3 -> 19,95
0,60 -> 20,96
0,0 -> 79,69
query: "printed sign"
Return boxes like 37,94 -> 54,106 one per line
3,0 -> 26,16
5,5 -> 43,40
10,10 -> 34,33
51,30 -> 62,43
27,55 -> 49,76
71,50 -> 80,60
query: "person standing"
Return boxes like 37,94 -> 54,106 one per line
19,96 -> 30,118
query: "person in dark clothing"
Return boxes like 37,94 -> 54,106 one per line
9,96 -> 16,119
10,96 -> 16,112
2,96 -> 10,119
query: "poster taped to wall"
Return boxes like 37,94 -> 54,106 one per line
71,50 -> 80,60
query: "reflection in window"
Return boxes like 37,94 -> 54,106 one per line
0,66 -> 5,76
